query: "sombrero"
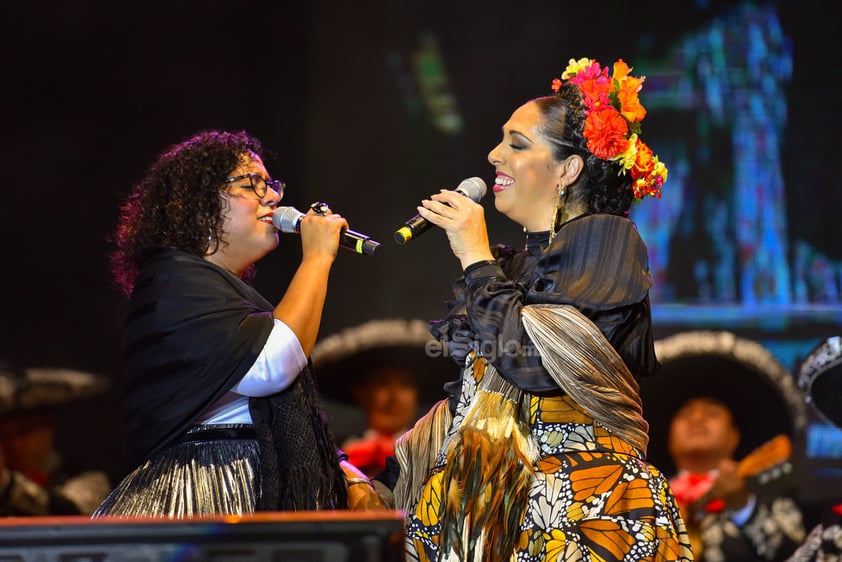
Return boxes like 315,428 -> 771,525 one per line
310,318 -> 461,410
639,331 -> 807,476
0,360 -> 110,418
797,335 -> 842,428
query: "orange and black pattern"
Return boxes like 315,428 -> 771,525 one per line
406,392 -> 694,561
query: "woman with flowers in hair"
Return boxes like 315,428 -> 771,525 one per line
391,58 -> 692,561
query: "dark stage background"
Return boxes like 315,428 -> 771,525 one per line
1,0 -> 840,505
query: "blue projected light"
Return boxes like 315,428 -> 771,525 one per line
805,422 -> 842,460
631,2 -> 841,315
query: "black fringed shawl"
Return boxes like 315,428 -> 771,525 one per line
121,248 -> 346,510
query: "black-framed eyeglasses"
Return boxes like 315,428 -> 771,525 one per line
223,173 -> 285,199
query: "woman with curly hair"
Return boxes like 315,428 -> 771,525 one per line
390,58 -> 693,560
94,129 -> 376,517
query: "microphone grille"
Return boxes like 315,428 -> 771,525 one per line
456,177 -> 487,202
272,206 -> 305,233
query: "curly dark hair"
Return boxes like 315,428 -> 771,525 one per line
111,130 -> 265,297
533,84 -> 634,217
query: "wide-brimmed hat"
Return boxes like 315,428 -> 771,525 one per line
310,318 -> 460,410
797,335 -> 842,428
0,360 -> 110,418
639,331 -> 808,476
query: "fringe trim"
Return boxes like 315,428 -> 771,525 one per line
393,398 -> 453,516
521,304 -> 649,455
254,367 -> 348,511
439,363 -> 537,562
93,437 -> 260,517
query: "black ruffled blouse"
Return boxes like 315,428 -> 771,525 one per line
431,213 -> 659,405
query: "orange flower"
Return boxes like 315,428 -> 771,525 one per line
612,59 -> 632,81
630,140 -> 655,179
612,59 -> 647,122
617,75 -> 647,122
584,108 -> 629,160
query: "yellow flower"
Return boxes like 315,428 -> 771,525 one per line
653,158 -> 668,183
562,57 -> 593,79
618,134 -> 640,171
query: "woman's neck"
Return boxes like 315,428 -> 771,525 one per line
204,251 -> 246,278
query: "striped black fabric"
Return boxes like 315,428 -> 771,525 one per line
433,213 -> 659,398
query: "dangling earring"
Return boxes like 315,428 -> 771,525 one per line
549,184 -> 566,244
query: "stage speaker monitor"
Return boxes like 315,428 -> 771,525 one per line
0,510 -> 406,561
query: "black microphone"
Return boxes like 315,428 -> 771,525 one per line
272,206 -> 381,256
393,177 -> 487,245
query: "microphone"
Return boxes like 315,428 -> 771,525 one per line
393,177 -> 487,245
272,206 -> 381,256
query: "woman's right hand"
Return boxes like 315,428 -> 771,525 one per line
298,209 -> 348,261
415,190 -> 495,269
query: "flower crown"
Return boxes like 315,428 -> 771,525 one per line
551,57 -> 667,201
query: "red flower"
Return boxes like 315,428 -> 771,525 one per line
584,108 -> 629,160
633,177 -> 662,200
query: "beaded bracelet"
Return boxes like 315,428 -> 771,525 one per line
346,477 -> 375,488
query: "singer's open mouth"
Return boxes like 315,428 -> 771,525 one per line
493,173 -> 514,193
258,212 -> 274,223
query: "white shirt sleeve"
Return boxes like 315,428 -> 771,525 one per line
233,318 -> 308,397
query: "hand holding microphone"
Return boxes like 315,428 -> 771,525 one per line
403,177 -> 495,269
394,177 -> 487,244
273,203 -> 381,256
